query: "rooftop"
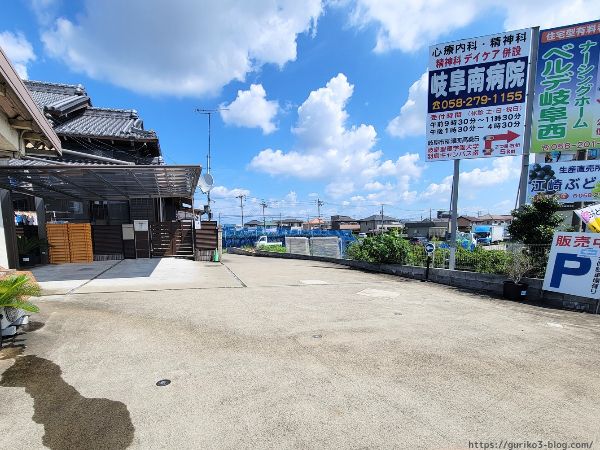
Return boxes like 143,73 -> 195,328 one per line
358,214 -> 399,222
23,80 -> 159,153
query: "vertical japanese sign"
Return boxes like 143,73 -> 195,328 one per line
427,29 -> 532,161
532,20 -> 600,153
543,231 -> 600,298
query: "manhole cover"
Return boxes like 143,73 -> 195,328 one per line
312,334 -> 322,339
156,379 -> 171,386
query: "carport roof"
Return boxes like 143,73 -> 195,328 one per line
0,163 -> 201,200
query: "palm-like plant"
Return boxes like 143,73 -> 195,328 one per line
0,275 -> 40,313
16,236 -> 49,255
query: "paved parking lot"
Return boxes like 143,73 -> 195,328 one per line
1,254 -> 599,449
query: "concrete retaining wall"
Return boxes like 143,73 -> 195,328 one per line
228,247 -> 598,314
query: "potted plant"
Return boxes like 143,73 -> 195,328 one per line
503,245 -> 533,301
0,275 -> 40,339
16,236 -> 48,267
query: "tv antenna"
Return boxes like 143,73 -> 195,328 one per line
195,108 -> 228,219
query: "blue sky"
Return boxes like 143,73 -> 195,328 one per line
1,0 -> 598,224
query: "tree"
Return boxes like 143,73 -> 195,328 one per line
508,195 -> 563,245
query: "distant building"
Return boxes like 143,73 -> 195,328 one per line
357,214 -> 402,233
330,215 -> 359,232
404,219 -> 449,239
276,218 -> 304,228
303,218 -> 328,230
474,214 -> 513,226
458,214 -> 513,232
244,219 -> 277,229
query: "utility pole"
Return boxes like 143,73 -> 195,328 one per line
260,200 -> 268,228
316,198 -> 324,229
517,27 -> 540,207
380,204 -> 384,234
236,194 -> 246,227
195,108 -> 228,220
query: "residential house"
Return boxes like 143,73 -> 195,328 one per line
330,215 -> 359,232
0,46 -> 61,268
276,218 -> 303,228
404,219 -> 449,239
303,218 -> 329,230
357,214 -> 402,234
244,219 -> 277,229
0,64 -> 200,265
458,214 -> 513,232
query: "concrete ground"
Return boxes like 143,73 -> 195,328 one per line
1,254 -> 599,449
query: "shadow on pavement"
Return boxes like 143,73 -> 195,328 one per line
0,355 -> 134,450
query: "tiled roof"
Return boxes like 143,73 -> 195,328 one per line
24,80 -> 90,116
7,157 -> 116,167
23,80 -> 158,142
331,215 -> 356,222
359,214 -> 399,222
54,107 -> 157,140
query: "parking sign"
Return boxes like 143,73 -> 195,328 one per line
543,232 -> 600,298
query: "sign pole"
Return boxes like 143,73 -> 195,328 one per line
449,159 -> 460,270
518,26 -> 540,207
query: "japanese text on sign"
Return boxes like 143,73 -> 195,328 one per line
543,232 -> 600,298
532,20 -> 600,153
527,160 -> 600,203
427,29 -> 532,161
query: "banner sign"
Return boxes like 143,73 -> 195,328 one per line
527,159 -> 600,202
427,29 -> 532,161
531,20 -> 600,153
543,232 -> 600,298
575,203 -> 600,232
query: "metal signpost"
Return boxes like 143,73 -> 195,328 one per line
424,242 -> 435,282
428,29 -> 533,269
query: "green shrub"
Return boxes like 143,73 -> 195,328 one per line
347,232 -> 411,264
258,244 -> 286,253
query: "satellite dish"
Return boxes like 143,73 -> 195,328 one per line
198,173 -> 214,193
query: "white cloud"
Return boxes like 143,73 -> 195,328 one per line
250,73 -> 423,198
40,0 -> 322,96
349,0 -> 600,53
459,155 -> 520,187
364,181 -> 385,191
349,0 -> 480,53
220,84 -> 279,134
387,71 -> 427,138
500,0 -> 600,31
210,185 -> 250,199
0,31 -> 36,79
285,191 -> 298,204
420,176 -> 453,200
326,180 -> 355,198
420,156 -> 520,200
